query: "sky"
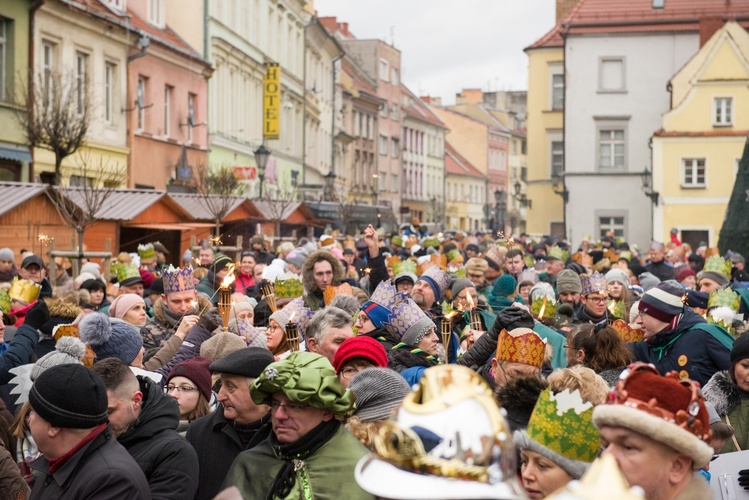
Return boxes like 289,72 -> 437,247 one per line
314,0 -> 557,105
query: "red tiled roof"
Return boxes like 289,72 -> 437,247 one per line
445,142 -> 485,179
654,129 -> 749,137
401,84 -> 446,128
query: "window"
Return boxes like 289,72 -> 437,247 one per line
378,172 -> 386,190
75,52 -> 88,115
551,141 -> 564,177
391,174 -> 398,192
379,134 -> 388,155
390,103 -> 398,120
391,138 -> 399,158
353,111 -> 360,137
104,62 -> 115,124
714,97 -> 733,126
149,0 -> 164,27
598,215 -> 626,239
380,102 -> 387,118
682,158 -> 706,188
163,85 -> 172,137
69,175 -> 93,187
551,74 -> 564,110
599,58 -> 625,92
598,129 -> 625,169
137,76 -> 146,131
368,115 -> 374,140
187,93 -> 196,143
652,0 -> 665,8
391,67 -> 399,85
0,19 -> 6,100
42,41 -> 55,102
379,59 -> 389,81
105,0 -> 125,9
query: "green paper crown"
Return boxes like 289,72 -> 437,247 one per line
704,255 -> 732,277
0,290 -> 10,316
707,316 -> 735,336
116,264 -> 141,283
619,250 -> 632,262
422,237 -> 440,249
138,243 -> 155,260
110,261 -> 123,278
708,288 -> 740,312
393,260 -> 417,276
548,245 -> 569,262
449,267 -> 467,279
607,299 -> 626,319
526,388 -> 600,463
391,236 -> 403,247
524,255 -> 536,268
275,278 -> 304,299
447,249 -> 462,262
531,296 -> 557,319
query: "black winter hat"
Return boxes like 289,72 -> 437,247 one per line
29,364 -> 108,428
731,333 -> 749,365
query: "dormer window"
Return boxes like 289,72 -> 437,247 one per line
652,0 -> 664,8
105,0 -> 125,10
149,0 -> 164,27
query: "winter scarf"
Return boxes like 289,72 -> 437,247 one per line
574,304 -> 608,330
387,343 -> 441,373
266,419 -> 341,500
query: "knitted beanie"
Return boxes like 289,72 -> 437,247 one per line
493,274 -> 517,297
556,269 -> 582,294
605,268 -> 630,288
730,332 -> 749,365
676,268 -> 696,283
332,336 -> 388,373
80,263 -> 102,279
168,356 -> 213,400
230,301 -> 254,320
108,294 -> 146,320
78,313 -> 143,365
348,367 -> 412,422
638,272 -> 661,292
29,364 -> 108,428
200,331 -> 248,361
700,271 -> 730,288
0,248 -> 13,261
31,336 -> 86,381
638,282 -> 685,323
211,253 -> 233,274
417,267 -> 450,302
232,319 -> 267,349
450,278 -> 474,302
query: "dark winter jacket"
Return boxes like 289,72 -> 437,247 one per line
631,308 -> 731,387
118,376 -> 199,499
151,324 -> 212,383
366,251 -> 389,295
644,260 -> 675,282
387,343 -> 440,373
457,307 -> 535,370
29,424 -> 151,500
0,323 -> 39,385
704,370 -> 749,453
186,407 -> 272,500
196,272 -> 221,305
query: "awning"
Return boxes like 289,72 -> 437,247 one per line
0,143 -> 32,163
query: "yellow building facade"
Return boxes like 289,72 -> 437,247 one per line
652,22 -> 749,248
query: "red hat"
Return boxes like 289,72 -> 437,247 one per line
139,268 -> 156,289
168,356 -> 212,400
333,336 -> 388,374
676,268 -> 696,283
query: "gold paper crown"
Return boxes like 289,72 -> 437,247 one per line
548,245 -> 569,262
386,255 -> 401,269
610,319 -> 644,343
274,277 -> 304,299
704,255 -> 732,277
9,278 -> 41,303
393,259 -> 417,276
138,243 -> 155,260
496,328 -> 546,368
572,252 -> 594,267
324,283 -> 354,306
531,296 -> 557,319
708,288 -> 741,312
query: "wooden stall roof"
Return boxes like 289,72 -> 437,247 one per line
0,182 -> 53,217
167,193 -> 262,223
252,201 -> 326,226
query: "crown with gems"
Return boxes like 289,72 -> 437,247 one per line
580,272 -> 606,296
611,319 -> 644,343
704,255 -> 732,277
162,265 -> 195,294
116,264 -> 141,284
9,278 -> 41,303
531,296 -> 557,319
548,245 -> 569,262
526,388 -> 600,464
283,298 -> 315,339
393,259 -> 417,276
385,297 -> 435,342
496,328 -> 546,368
137,243 -> 155,260
517,268 -> 538,285
274,277 -> 303,299
0,290 -> 11,316
708,288 -> 740,312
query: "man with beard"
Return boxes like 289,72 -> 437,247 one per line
411,266 -> 450,319
300,249 -> 345,311
556,269 -> 582,308
573,272 -> 609,330
0,247 -> 17,286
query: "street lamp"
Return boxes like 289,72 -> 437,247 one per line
552,177 -> 569,202
512,181 -> 532,208
253,144 -> 271,197
494,188 -> 506,235
641,167 -> 659,206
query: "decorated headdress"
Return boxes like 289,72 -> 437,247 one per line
531,296 -> 557,320
417,266 -> 451,302
514,388 -> 599,479
548,245 -> 569,262
708,288 -> 740,312
137,243 -> 155,260
580,272 -> 606,296
610,319 -> 644,343
9,278 -> 41,303
391,235 -> 403,248
496,328 -> 547,369
393,259 -> 417,277
274,277 -> 303,299
517,268 -> 538,285
362,281 -> 401,329
386,297 -> 436,348
355,365 -> 525,499
619,250 -> 633,262
703,255 -> 732,278
571,252 -> 594,268
545,454 -> 644,499
0,290 -> 10,316
324,283 -> 354,306
386,255 -> 402,269
422,236 -> 440,249
116,263 -> 142,286
161,265 -> 195,294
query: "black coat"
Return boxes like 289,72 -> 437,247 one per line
29,424 -> 151,499
186,406 -> 271,500
118,376 -> 199,500
644,260 -> 675,282
631,308 -> 731,387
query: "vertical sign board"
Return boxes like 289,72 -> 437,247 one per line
263,63 -> 281,140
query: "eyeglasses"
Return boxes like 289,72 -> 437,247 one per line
341,367 -> 367,380
268,400 -> 307,414
267,324 -> 281,333
585,295 -> 607,303
165,385 -> 199,394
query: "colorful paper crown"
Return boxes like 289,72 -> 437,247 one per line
548,245 -> 569,262
391,235 -> 403,247
704,255 -> 732,278
708,288 -> 740,312
283,298 -> 314,338
363,281 -> 405,329
324,283 -> 354,306
572,252 -> 594,267
9,278 -> 41,303
138,243 -> 155,260
386,255 -> 401,269
422,237 -> 440,249
619,250 -> 632,262
369,280 -> 400,311
0,290 -> 11,316
496,328 -> 546,368
531,296 -> 557,319
162,265 -> 195,294
517,268 -> 538,285
607,299 -> 626,320
275,277 -> 303,299
385,296 -> 435,345
704,247 -> 720,259
610,319 -> 643,343
420,266 -> 451,297
524,254 -> 536,268
393,259 -> 417,277
116,263 -> 142,284
580,272 -> 606,296
526,388 -> 600,464
446,249 -> 462,264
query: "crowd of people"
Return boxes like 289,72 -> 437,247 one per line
0,225 -> 747,499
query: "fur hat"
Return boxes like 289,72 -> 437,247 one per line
78,313 -> 143,365
301,250 -> 344,294
494,373 -> 549,432
31,336 -> 87,382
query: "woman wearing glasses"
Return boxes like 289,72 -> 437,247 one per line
166,357 -> 213,434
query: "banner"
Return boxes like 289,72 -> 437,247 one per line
263,63 -> 280,140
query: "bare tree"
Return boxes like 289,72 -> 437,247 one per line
258,181 -> 299,241
194,164 -> 247,237
330,182 -> 360,235
15,70 -> 92,185
50,152 -> 126,269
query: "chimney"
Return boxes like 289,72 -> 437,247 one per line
556,0 -> 580,22
457,89 -> 483,105
699,16 -> 724,47
421,96 -> 442,106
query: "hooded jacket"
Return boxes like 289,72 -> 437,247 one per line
118,376 -> 199,500
632,308 -> 731,387
142,294 -> 212,350
301,250 -> 344,311
704,370 -> 749,453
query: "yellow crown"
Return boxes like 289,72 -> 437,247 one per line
708,288 -> 741,312
9,278 -> 41,303
704,255 -> 732,277
274,278 -> 303,299
610,319 -> 644,343
496,328 -> 546,368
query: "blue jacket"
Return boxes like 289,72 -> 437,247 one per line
0,324 -> 39,385
632,308 -> 731,387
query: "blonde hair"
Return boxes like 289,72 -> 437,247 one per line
547,365 -> 610,405
346,416 -> 379,450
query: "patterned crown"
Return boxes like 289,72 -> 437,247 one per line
162,265 -> 195,294
385,297 -> 435,346
393,259 -> 417,276
386,255 -> 402,269
116,263 -> 141,284
704,255 -> 732,278
324,283 -> 354,306
9,278 -> 41,303
580,272 -> 606,296
517,268 -> 538,285
708,288 -> 740,312
422,237 -> 440,249
0,290 -> 10,316
275,277 -> 303,299
611,319 -> 644,343
496,328 -> 546,368
420,266 -> 451,297
531,296 -> 557,319
138,243 -> 155,260
282,298 -> 315,339
369,280 -> 399,310
484,248 -> 503,267
548,245 -> 569,262
526,388 -> 600,464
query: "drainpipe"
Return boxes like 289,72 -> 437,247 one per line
330,52 -> 343,187
561,23 -> 569,242
28,0 -> 46,182
302,22 -> 311,190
